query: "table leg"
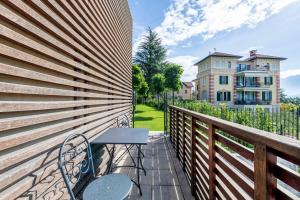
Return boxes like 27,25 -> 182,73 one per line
125,145 -> 136,167
105,144 -> 115,174
137,144 -> 142,195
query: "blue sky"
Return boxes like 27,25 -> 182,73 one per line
129,0 -> 300,96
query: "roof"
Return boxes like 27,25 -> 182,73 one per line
194,52 -> 242,65
244,54 -> 287,61
182,82 -> 193,88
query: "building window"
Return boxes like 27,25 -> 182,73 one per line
185,90 -> 187,94
217,91 -> 231,101
228,61 -> 231,69
262,91 -> 272,101
264,76 -> 273,85
219,76 -> 228,84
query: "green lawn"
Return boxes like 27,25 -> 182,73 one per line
134,104 -> 164,131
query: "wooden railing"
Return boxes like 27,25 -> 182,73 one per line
169,106 -> 300,200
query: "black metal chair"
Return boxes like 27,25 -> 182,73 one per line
58,133 -> 132,200
114,115 -> 145,163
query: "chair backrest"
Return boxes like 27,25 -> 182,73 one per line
116,115 -> 130,128
58,134 -> 95,200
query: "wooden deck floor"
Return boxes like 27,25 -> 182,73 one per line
112,133 -> 195,200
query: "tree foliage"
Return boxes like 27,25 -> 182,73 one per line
134,27 -> 167,91
138,80 -> 149,98
132,64 -> 144,91
164,63 -> 183,92
152,73 -> 165,96
280,88 -> 300,105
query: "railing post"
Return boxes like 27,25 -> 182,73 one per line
267,151 -> 277,199
297,108 -> 299,140
191,116 -> 196,196
176,109 -> 179,157
182,113 -> 186,172
208,123 -> 216,199
254,143 -> 267,200
169,106 -> 172,142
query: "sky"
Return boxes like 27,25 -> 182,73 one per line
128,0 -> 300,96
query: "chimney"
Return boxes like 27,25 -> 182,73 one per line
214,48 -> 216,52
209,51 -> 211,55
250,50 -> 257,57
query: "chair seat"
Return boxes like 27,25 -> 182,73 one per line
83,174 -> 132,200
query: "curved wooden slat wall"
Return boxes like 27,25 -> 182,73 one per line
0,1 -> 132,199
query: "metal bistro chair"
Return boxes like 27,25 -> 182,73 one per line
114,115 -> 145,165
58,133 -> 132,200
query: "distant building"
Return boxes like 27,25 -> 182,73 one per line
172,82 -> 194,100
194,50 -> 286,109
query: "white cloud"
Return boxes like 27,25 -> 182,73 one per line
281,69 -> 300,79
155,0 -> 298,46
167,56 -> 200,82
181,41 -> 193,48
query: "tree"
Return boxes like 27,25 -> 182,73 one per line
164,63 -> 183,104
152,73 -> 165,104
138,81 -> 149,103
132,64 -> 144,91
134,27 -> 167,92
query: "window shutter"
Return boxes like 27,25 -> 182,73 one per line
217,92 -> 220,101
262,92 -> 265,101
219,76 -> 222,84
226,76 -> 228,84
270,77 -> 273,85
269,91 -> 272,101
264,77 -> 267,85
228,92 -> 231,101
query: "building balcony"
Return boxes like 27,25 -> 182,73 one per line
237,65 -> 270,72
236,82 -> 261,88
236,84 -> 270,91
169,106 -> 300,200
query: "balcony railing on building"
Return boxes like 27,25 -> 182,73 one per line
236,82 -> 261,88
234,99 -> 272,105
169,105 -> 300,200
237,64 -> 270,72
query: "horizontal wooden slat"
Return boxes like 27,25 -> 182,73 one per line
215,145 -> 254,181
0,99 -> 130,112
215,155 -> 254,197
273,164 -> 300,191
215,133 -> 254,161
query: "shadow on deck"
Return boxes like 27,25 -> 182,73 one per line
109,132 -> 194,200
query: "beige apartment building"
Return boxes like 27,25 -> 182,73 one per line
172,82 -> 194,100
194,50 -> 286,109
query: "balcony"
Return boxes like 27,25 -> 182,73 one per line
237,65 -> 270,72
236,82 -> 261,88
169,106 -> 300,200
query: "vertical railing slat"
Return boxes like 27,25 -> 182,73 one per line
208,123 -> 216,199
254,143 -> 267,200
182,113 -> 186,172
176,110 -> 179,157
170,107 -> 173,142
191,116 -> 196,196
267,151 -> 277,199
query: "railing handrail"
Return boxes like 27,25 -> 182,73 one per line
170,105 -> 300,159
